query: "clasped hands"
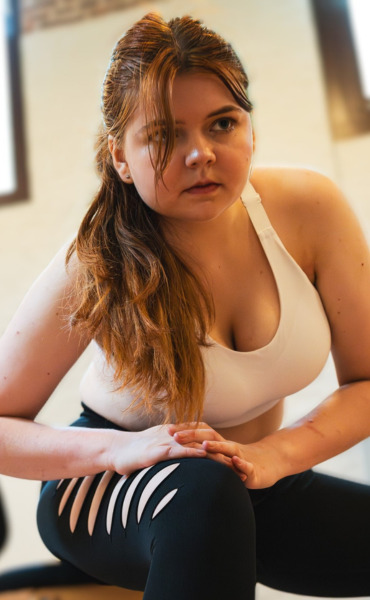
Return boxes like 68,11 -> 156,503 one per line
167,421 -> 282,489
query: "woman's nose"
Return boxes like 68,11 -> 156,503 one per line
184,135 -> 216,168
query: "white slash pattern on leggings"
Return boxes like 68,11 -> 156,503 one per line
56,463 -> 180,535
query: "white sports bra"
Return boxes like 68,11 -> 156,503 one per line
199,179 -> 332,427
81,179 -> 332,430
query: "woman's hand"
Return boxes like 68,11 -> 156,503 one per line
167,422 -> 248,483
108,424 -> 208,476
168,422 -> 282,489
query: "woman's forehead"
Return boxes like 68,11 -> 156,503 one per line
133,73 -> 239,121
171,71 -> 230,95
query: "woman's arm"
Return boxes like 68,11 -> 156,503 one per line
0,240 -> 209,481
254,170 -> 370,476
0,417 -> 124,480
252,380 -> 370,479
170,170 -> 370,488
0,239 -> 131,481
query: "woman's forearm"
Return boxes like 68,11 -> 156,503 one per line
253,380 -> 370,478
0,416 -> 131,481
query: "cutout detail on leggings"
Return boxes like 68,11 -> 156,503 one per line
106,475 -> 128,535
88,470 -> 115,536
58,478 -> 79,516
152,488 -> 179,520
137,463 -> 180,524
121,465 -> 156,529
70,475 -> 96,533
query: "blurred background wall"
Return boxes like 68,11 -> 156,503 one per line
1,0 -> 370,597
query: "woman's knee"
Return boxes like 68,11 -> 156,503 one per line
167,456 -> 251,509
36,457 -> 254,551
143,457 -> 255,542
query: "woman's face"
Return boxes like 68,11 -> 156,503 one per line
111,71 -> 254,225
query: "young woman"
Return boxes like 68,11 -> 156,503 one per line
1,12 -> 370,600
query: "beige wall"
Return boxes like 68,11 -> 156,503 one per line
1,0 -> 370,583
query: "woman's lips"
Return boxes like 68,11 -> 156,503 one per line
185,183 -> 220,194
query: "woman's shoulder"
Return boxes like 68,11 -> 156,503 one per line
250,165 -> 336,210
250,166 -> 344,238
249,166 -> 353,281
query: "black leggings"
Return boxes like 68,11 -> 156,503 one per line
37,402 -> 370,599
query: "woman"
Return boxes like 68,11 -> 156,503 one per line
1,11 -> 370,599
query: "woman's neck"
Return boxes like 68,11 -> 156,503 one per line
162,197 -> 248,271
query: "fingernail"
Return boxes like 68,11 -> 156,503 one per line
197,449 -> 206,454
176,432 -> 186,438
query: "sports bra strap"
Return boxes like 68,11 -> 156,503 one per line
241,180 -> 273,235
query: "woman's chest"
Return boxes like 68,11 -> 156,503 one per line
206,213 -> 315,353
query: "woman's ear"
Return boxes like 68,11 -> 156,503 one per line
252,128 -> 256,154
108,135 -> 132,182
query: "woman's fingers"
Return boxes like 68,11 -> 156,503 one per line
202,440 -> 239,457
174,430 -> 215,444
170,445 -> 207,459
232,456 -> 255,480
176,436 -> 246,481
172,429 -> 223,445
185,446 -> 247,482
169,428 -> 247,482
206,452 -> 247,481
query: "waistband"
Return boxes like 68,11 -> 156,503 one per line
74,401 -> 130,432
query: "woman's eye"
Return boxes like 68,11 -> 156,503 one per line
213,118 -> 235,132
147,129 -> 180,143
148,129 -> 167,142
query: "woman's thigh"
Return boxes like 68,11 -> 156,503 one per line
254,468 -> 370,597
37,455 -> 257,599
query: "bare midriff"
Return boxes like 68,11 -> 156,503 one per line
213,398 -> 285,445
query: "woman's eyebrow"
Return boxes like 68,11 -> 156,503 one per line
136,105 -> 242,135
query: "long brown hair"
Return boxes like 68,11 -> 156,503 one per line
65,12 -> 253,426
